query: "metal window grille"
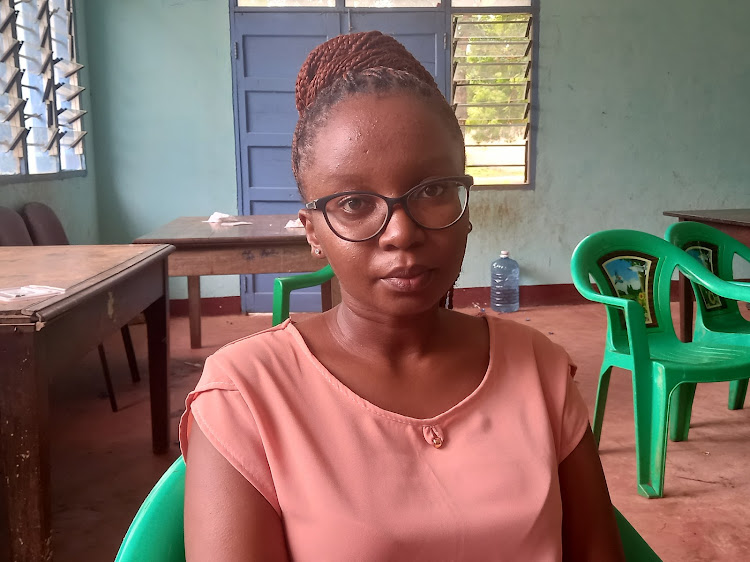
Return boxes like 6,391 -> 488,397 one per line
0,0 -> 85,176
451,12 -> 532,186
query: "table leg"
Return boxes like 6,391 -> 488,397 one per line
678,273 -> 694,343
187,275 -> 202,349
0,326 -> 52,561
145,271 -> 170,455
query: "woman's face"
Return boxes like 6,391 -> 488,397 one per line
298,92 -> 469,318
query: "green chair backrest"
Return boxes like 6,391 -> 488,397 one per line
115,456 -> 186,562
116,456 -> 660,561
570,229 -> 750,356
665,221 -> 750,338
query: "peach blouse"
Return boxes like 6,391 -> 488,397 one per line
179,316 -> 589,561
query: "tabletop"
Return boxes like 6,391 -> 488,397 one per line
134,214 -> 308,246
0,244 -> 173,320
663,209 -> 750,226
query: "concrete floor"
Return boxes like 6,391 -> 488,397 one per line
2,303 -> 749,561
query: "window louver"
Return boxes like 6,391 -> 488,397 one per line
0,0 -> 85,176
451,13 -> 532,186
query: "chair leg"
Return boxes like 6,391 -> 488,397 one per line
98,345 -> 118,412
668,383 -> 696,442
728,378 -> 748,410
121,325 -> 140,383
592,364 -> 613,447
633,366 -> 671,498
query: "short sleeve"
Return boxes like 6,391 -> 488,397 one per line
178,358 -> 280,514
556,365 -> 589,462
527,328 -> 590,464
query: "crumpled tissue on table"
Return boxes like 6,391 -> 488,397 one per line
284,218 -> 304,229
203,212 -> 304,229
202,212 -> 253,226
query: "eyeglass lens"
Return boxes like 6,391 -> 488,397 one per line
323,179 -> 468,241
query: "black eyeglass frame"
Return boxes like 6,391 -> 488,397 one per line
304,175 -> 473,242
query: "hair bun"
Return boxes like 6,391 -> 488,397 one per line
295,30 -> 438,115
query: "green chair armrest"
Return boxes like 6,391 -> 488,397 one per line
272,264 -> 335,326
678,262 -> 750,303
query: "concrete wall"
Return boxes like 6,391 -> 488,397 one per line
463,0 -> 750,287
85,0 -> 238,299
84,0 -> 750,298
0,0 -> 98,245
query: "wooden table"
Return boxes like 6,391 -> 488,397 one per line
663,209 -> 750,341
134,214 -> 335,348
0,244 -> 173,561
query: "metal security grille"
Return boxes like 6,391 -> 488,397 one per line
0,0 -> 86,176
451,13 -> 532,186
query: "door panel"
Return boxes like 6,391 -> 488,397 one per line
233,12 -> 339,312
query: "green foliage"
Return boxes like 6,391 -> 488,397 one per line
454,14 -> 531,145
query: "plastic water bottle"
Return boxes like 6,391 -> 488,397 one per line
490,251 -> 520,313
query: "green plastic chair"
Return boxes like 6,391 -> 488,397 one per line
271,264 -> 335,326
115,456 -> 660,561
115,457 -> 186,562
665,221 -> 750,411
571,229 -> 750,498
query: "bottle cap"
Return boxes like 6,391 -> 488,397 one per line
500,250 -> 509,258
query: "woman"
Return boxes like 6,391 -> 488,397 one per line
181,31 -> 624,561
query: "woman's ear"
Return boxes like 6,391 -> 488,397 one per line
299,209 -> 324,258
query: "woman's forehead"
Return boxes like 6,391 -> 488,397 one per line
307,94 -> 462,171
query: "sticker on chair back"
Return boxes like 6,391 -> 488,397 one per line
683,241 -> 727,311
597,251 -> 659,329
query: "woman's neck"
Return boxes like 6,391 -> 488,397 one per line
325,301 -> 447,362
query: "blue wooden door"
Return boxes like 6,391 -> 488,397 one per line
232,9 -> 446,312
232,11 -> 339,312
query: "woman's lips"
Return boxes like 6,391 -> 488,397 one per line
380,267 -> 433,292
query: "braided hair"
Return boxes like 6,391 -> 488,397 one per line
291,30 -> 464,192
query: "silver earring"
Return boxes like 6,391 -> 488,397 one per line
315,248 -> 322,255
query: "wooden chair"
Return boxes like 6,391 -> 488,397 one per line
0,205 -> 34,245
18,202 -> 140,412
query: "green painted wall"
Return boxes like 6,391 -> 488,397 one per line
0,0 -> 98,245
84,0 -> 750,299
85,0 -> 238,299
464,0 -> 750,287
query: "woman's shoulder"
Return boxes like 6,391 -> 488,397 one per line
215,318 -> 307,357
440,309 -> 558,354
198,319 -> 306,385
483,313 -> 563,350
480,313 -> 574,380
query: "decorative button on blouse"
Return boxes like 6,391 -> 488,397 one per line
422,425 -> 444,449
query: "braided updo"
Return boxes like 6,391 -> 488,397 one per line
291,30 -> 464,193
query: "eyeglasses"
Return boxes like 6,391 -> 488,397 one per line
304,175 -> 473,242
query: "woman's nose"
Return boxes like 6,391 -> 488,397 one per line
378,205 -> 424,249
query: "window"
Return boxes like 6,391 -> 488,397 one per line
345,1 -> 439,6
0,0 -> 86,177
237,1 -> 336,6
451,3 -> 534,187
